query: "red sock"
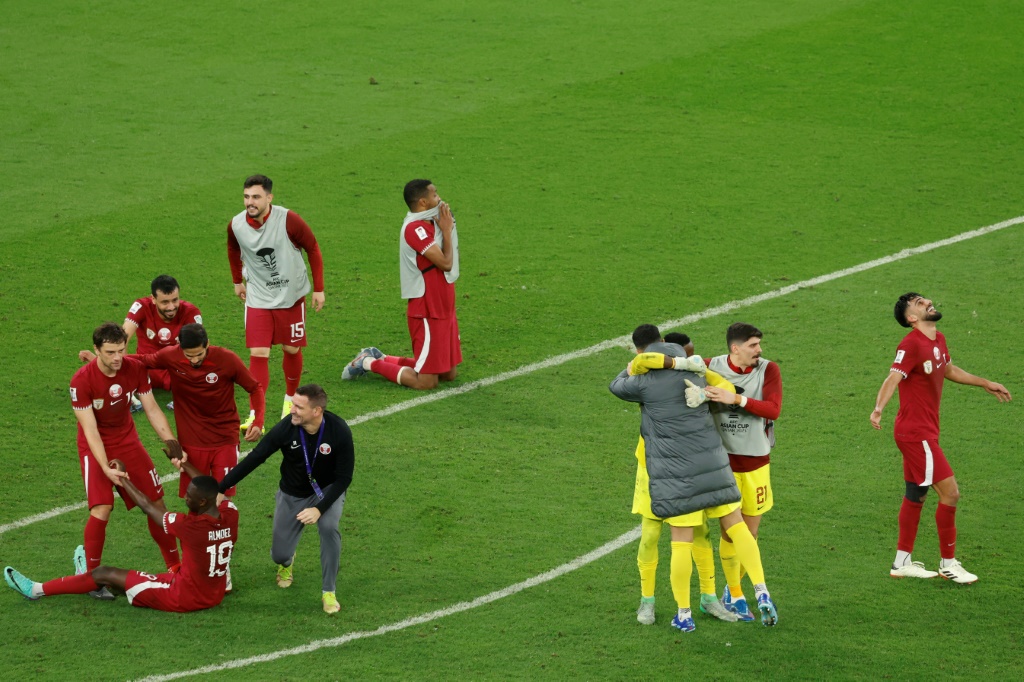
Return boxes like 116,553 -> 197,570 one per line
283,350 -> 303,395
249,356 -> 270,412
383,355 -> 416,367
148,515 -> 180,568
42,572 -> 98,596
84,515 -> 108,572
897,498 -> 924,553
370,359 -> 405,385
936,503 -> 957,559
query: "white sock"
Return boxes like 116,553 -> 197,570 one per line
284,394 -> 294,402
939,557 -> 956,568
362,356 -> 374,371
753,583 -> 769,599
678,607 -> 692,620
894,550 -> 912,567
31,583 -> 44,598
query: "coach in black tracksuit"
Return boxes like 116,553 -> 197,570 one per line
219,383 -> 354,603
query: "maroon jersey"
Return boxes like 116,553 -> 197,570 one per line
162,500 -> 238,611
138,345 -> 264,449
404,220 -> 456,319
70,357 -> 152,449
891,329 -> 950,441
125,298 -> 203,354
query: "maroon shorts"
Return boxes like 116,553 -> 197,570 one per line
244,298 -> 307,348
179,444 -> 238,497
407,315 -> 462,375
79,440 -> 163,510
895,438 -> 954,486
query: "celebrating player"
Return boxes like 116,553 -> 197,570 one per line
123,274 -> 203,411
343,179 -> 461,389
227,174 -> 325,426
870,293 -> 1011,583
5,460 -> 237,613
612,324 -> 778,631
81,323 -> 265,500
70,322 -> 183,599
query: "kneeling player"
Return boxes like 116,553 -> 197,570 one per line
5,461 -> 237,613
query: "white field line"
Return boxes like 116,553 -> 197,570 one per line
133,526 -> 641,682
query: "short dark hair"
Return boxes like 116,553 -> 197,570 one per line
726,322 -> 762,350
296,383 -> 328,410
189,475 -> 220,501
179,323 -> 208,350
664,332 -> 691,348
93,322 -> 128,349
894,292 -> 920,328
632,324 -> 661,350
244,174 -> 273,192
151,274 -> 179,297
403,179 -> 433,209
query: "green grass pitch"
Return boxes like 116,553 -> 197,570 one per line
1,0 -> 1022,679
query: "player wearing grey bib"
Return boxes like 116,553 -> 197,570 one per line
701,323 -> 782,619
227,175 -> 326,425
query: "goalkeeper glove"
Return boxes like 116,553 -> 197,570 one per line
684,379 -> 709,408
671,355 -> 706,376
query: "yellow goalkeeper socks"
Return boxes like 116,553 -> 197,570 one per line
692,519 -> 716,596
670,541 -> 694,610
637,517 -> 661,598
725,521 -> 765,586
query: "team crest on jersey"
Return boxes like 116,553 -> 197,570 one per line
92,399 -> 104,410
894,350 -> 905,364
205,373 -> 219,384
146,328 -> 156,339
933,347 -> 940,360
158,328 -> 172,342
923,360 -> 933,374
319,444 -> 332,455
109,384 -> 123,398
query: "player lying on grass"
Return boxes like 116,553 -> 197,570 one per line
5,459 -> 237,613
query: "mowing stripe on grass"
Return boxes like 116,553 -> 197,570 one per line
2,212 -> 1021,539
133,526 -> 642,682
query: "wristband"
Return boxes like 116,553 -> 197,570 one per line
738,395 -> 747,408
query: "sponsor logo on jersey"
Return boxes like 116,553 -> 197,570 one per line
129,301 -> 143,314
146,328 -> 156,340
894,350 -> 905,364
319,443 -> 332,455
291,441 -> 300,449
93,399 -> 104,410
205,373 -> 219,384
158,328 -> 172,342
256,247 -> 280,277
923,360 -> 933,374
109,384 -> 123,398
933,347 -> 940,360
415,225 -> 429,241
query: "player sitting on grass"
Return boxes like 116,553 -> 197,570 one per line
5,459 -> 237,613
